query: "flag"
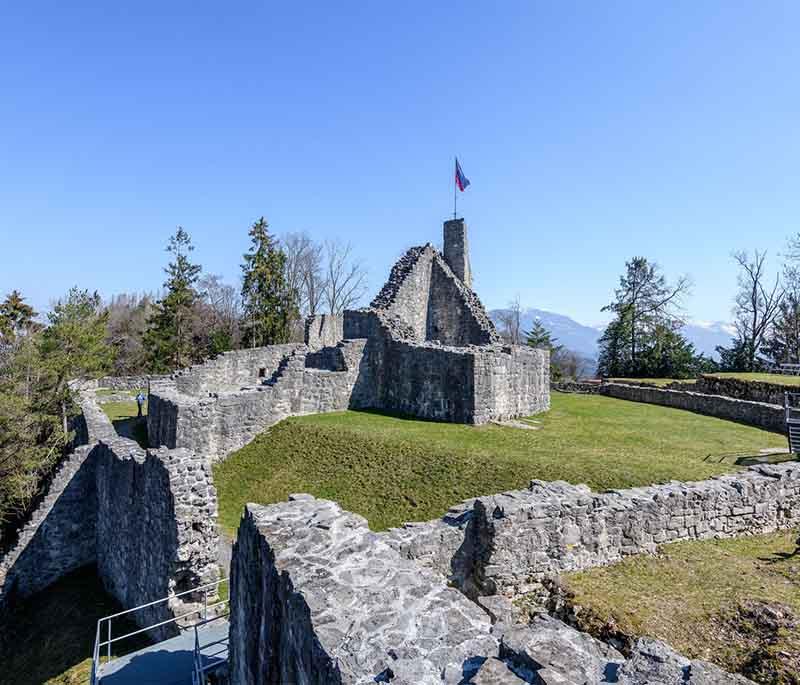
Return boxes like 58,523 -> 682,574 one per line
455,158 -> 470,192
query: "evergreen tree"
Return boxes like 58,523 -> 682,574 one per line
596,316 -> 632,377
241,218 -> 298,347
0,290 -> 37,342
38,287 -> 114,437
143,227 -> 202,372
525,320 -> 565,381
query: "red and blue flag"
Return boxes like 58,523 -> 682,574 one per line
455,158 -> 470,192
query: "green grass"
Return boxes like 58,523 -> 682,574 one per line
99,400 -> 148,448
708,372 -> 800,386
95,388 -> 140,398
562,531 -> 800,682
0,565 -> 149,685
213,393 -> 789,534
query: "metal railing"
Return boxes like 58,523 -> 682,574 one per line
91,576 -> 229,685
785,392 -> 800,424
192,612 -> 230,685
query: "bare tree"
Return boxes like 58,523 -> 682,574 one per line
283,232 -> 325,316
732,250 -> 784,370
197,274 -> 241,349
496,295 -> 523,345
322,240 -> 368,314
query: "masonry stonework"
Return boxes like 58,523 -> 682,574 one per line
147,221 -> 550,461
229,496 -> 755,684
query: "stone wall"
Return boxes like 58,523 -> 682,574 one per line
384,461 -> 800,598
0,389 -> 220,642
149,340 -> 372,460
229,496 -> 753,685
304,313 -> 344,350
97,375 -> 166,391
599,382 -> 786,434
95,439 -> 219,640
443,217 -> 472,288
691,374 -> 791,406
0,445 -> 97,607
172,344 -> 306,396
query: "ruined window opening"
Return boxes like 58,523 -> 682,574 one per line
258,368 -> 266,378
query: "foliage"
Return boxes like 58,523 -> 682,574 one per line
525,319 -> 565,381
241,217 -> 298,347
105,293 -> 153,375
213,394 -> 785,534
598,257 -> 703,378
0,287 -> 112,530
0,290 -> 37,343
142,227 -> 203,372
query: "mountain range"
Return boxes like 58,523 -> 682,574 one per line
488,308 -> 735,363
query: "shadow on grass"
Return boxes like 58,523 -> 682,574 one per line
111,417 -> 148,449
0,565 -> 150,685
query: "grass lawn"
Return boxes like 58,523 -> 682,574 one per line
562,531 -> 800,683
99,400 -> 148,448
708,372 -> 800,387
0,565 -> 149,685
213,393 -> 790,534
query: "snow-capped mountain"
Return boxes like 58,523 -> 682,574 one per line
488,308 -> 735,361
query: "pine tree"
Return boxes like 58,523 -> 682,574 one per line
525,320 -> 566,381
241,218 -> 298,347
0,290 -> 37,342
143,227 -> 202,372
38,287 -> 114,436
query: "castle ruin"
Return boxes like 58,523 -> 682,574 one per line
148,219 -> 550,460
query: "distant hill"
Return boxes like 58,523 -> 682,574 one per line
489,308 -> 735,364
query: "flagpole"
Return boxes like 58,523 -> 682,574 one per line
453,157 -> 457,220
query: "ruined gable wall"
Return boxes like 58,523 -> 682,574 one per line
426,259 -> 496,346
370,245 -> 435,340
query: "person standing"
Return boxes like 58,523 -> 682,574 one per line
136,391 -> 146,418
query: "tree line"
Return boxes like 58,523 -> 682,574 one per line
0,218 -> 366,534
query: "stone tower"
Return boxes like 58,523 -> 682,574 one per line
443,218 -> 472,289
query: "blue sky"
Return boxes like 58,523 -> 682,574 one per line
2,1 -> 799,326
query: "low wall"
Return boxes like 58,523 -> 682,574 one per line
691,374 -> 790,406
551,381 -> 602,394
229,496 -> 753,685
599,382 -> 786,433
98,375 -> 166,391
384,461 -> 800,598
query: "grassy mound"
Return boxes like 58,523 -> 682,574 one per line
562,531 -> 800,684
213,393 -> 788,533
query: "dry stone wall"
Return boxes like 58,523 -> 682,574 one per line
229,496 -> 753,685
383,462 -> 800,598
599,382 -> 786,434
690,374 -> 792,406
